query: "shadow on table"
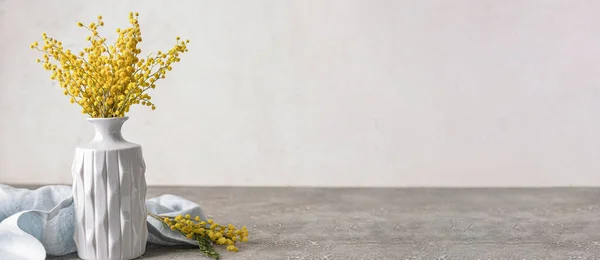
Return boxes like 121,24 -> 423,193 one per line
47,243 -> 198,259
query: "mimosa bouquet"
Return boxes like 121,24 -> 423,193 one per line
30,12 -> 188,118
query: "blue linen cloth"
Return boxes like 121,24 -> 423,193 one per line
0,184 -> 206,260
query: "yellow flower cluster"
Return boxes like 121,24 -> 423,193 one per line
163,214 -> 249,253
30,12 -> 189,118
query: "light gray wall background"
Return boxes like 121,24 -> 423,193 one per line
1,0 -> 599,186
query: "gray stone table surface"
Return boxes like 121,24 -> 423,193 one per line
46,187 -> 600,260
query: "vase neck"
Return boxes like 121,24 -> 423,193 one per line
87,117 -> 128,143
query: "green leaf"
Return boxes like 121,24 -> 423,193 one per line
197,236 -> 220,259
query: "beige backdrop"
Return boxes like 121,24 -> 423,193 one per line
1,0 -> 599,186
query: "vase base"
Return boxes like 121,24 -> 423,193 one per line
77,249 -> 146,260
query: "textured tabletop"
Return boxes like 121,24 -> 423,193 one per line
48,187 -> 600,259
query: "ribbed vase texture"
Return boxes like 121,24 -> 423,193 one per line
71,117 -> 148,260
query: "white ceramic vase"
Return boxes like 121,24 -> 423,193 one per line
71,117 -> 148,260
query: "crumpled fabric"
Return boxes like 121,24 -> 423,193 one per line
0,184 -> 206,259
